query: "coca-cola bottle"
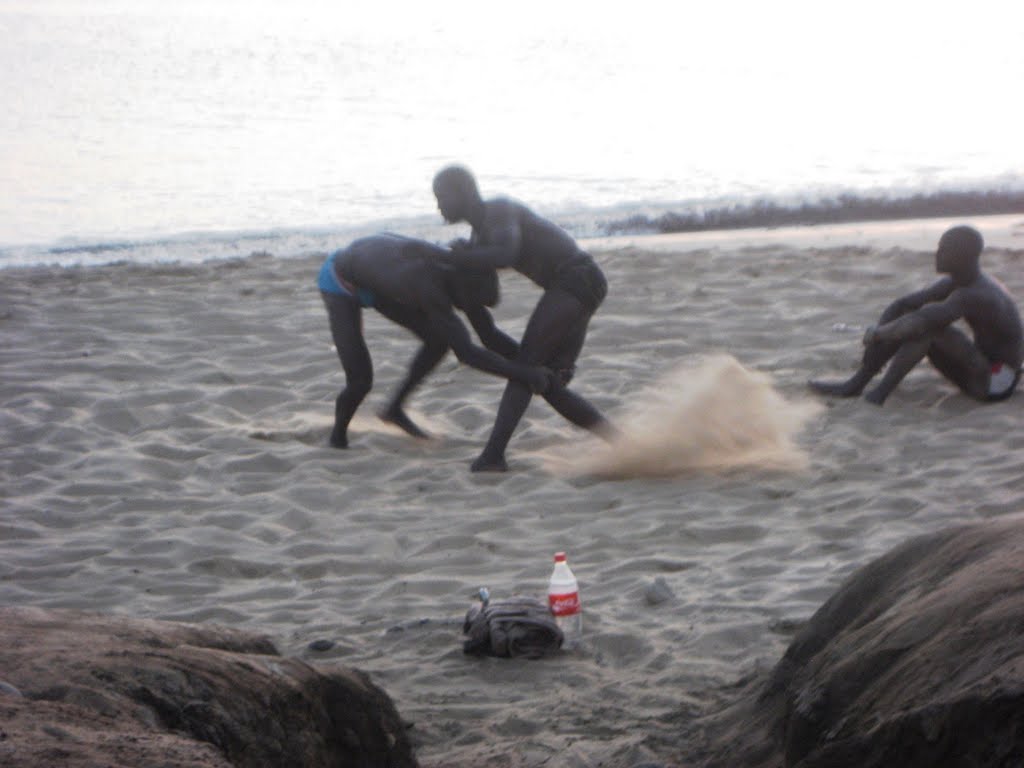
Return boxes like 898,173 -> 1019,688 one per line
548,551 -> 582,649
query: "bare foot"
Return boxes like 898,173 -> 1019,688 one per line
470,454 -> 508,473
379,407 -> 430,439
594,420 -> 620,443
863,387 -> 887,406
808,378 -> 863,398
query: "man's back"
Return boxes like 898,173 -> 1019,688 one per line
337,235 -> 450,311
478,198 -> 582,289
959,273 -> 1023,368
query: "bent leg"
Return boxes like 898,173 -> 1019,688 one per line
810,302 -> 912,397
379,341 -> 447,437
321,292 -> 372,447
924,326 -> 990,401
540,315 -> 614,438
375,299 -> 448,438
473,289 -> 608,471
810,340 -> 902,397
471,381 -> 532,472
863,336 -> 932,405
542,387 -> 606,431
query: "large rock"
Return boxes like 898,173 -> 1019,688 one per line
693,515 -> 1024,767
0,606 -> 418,768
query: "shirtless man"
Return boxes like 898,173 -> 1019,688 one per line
809,225 -> 1023,405
317,233 -> 551,448
432,165 -> 615,471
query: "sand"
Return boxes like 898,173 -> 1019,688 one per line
2,214 -> 1023,766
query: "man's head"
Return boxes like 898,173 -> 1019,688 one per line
433,165 -> 480,224
402,236 -> 499,308
447,267 -> 500,310
936,225 -> 983,283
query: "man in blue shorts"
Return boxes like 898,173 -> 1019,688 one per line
318,233 -> 552,448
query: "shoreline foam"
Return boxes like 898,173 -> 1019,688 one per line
3,197 -> 1022,270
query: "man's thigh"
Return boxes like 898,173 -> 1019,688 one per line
927,326 -> 990,399
374,298 -> 440,343
520,289 -> 590,366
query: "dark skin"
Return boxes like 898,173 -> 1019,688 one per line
320,234 -> 552,448
433,165 -> 615,472
809,225 -> 1023,406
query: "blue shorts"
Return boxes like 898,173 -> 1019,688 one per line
318,251 -> 375,307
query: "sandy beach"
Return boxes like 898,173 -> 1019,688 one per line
2,214 -> 1023,767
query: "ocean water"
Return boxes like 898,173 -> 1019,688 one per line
2,0 -> 1023,267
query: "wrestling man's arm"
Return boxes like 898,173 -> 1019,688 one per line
444,206 -> 522,269
444,238 -> 520,270
463,305 -> 520,359
432,311 -> 548,392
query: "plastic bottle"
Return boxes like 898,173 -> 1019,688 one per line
548,551 -> 582,649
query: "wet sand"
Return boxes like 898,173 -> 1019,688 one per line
1,214 -> 1022,766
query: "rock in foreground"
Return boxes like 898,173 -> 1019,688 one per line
0,606 -> 418,768
693,515 -> 1024,767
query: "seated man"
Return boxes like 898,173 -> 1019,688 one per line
809,225 -> 1023,406
432,164 -> 615,472
317,233 -> 551,448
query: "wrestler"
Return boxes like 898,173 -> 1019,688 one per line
809,225 -> 1023,405
317,233 -> 551,448
432,165 -> 615,471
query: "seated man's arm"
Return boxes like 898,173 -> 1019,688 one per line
463,304 -> 520,359
882,277 -> 956,319
428,309 -> 547,392
871,292 -> 966,344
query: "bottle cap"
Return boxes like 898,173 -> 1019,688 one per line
554,552 -> 566,562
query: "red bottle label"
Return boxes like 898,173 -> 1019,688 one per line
549,592 -> 580,616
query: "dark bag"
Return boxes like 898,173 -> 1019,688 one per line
462,594 -> 563,659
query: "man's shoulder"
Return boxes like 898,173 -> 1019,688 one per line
479,197 -> 527,233
912,275 -> 955,301
943,274 -> 1013,312
960,272 -> 997,293
484,196 -> 525,214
